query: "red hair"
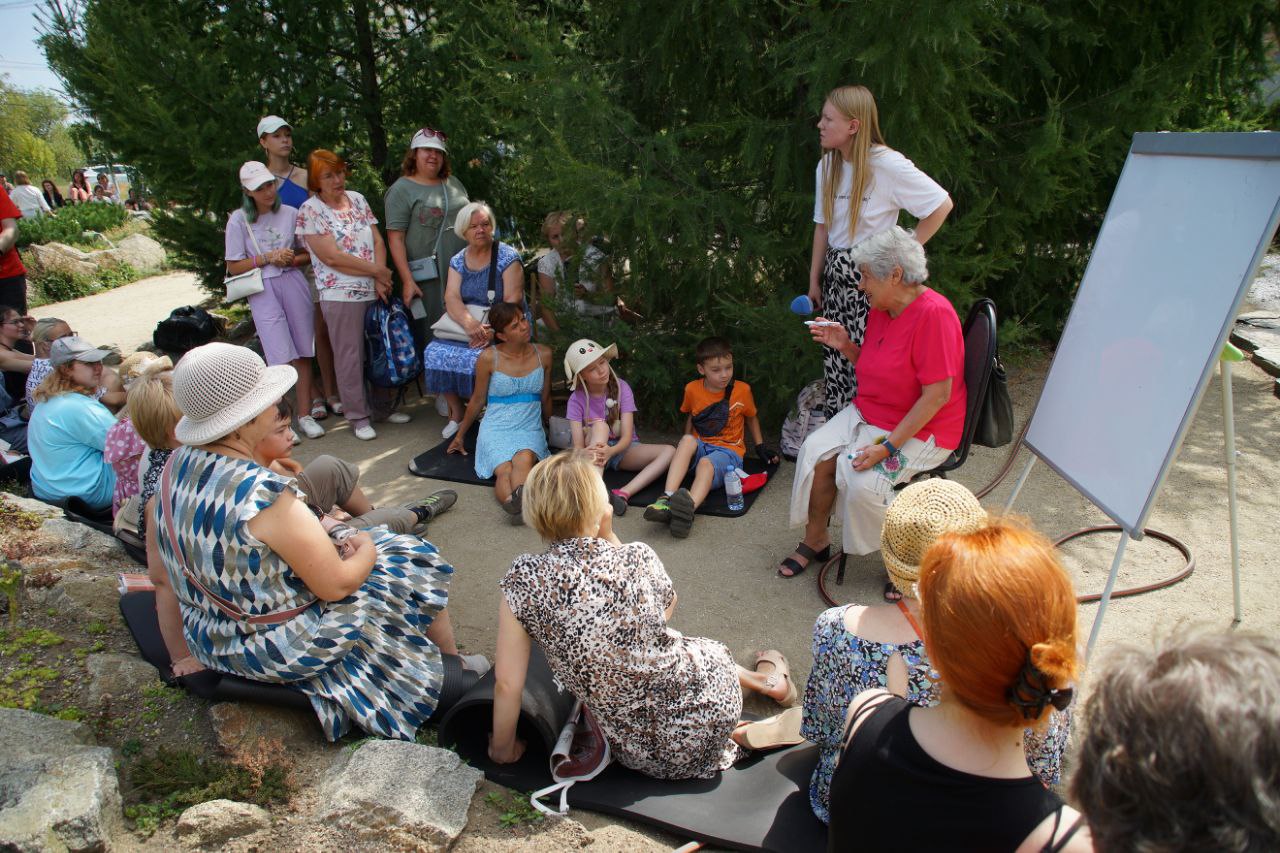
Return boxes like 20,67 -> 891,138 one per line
918,518 -> 1079,729
306,149 -> 347,193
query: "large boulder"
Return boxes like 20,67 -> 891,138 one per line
99,234 -> 165,275
24,516 -> 130,574
175,799 -> 272,847
317,740 -> 483,850
26,570 -> 121,624
0,707 -> 123,852
85,652 -> 160,706
23,242 -> 99,279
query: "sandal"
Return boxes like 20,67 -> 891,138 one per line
734,707 -> 805,751
753,650 -> 798,706
883,580 -> 904,603
778,541 -> 831,578
310,398 -> 329,420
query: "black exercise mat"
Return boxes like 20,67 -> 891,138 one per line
437,649 -> 826,852
119,590 -> 476,719
408,435 -> 781,518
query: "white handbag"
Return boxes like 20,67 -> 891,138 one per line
223,216 -> 268,303
430,303 -> 490,342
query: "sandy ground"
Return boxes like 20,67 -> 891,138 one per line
30,271 -> 208,354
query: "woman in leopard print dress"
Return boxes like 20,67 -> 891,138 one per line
489,451 -> 795,779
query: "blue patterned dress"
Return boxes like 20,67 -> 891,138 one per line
152,446 -> 454,741
800,604 -> 1071,824
474,351 -> 550,479
423,242 -> 522,397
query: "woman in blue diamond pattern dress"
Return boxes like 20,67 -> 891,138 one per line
149,343 -> 482,741
447,302 -> 550,519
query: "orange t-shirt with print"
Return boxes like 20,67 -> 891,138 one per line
680,379 -> 757,457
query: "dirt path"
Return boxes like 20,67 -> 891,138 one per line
30,271 -> 207,355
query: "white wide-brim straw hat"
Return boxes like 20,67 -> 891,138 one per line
173,343 -> 297,446
881,479 -> 986,600
563,339 -> 618,388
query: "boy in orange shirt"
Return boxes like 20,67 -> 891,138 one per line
644,336 -> 778,538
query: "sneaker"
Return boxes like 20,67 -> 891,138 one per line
668,488 -> 696,538
309,399 -> 329,420
609,490 -> 628,517
435,395 -> 450,417
297,415 -> 326,439
385,412 -> 411,424
417,488 -> 457,522
441,420 -> 460,440
459,653 -> 491,676
327,397 -> 344,416
643,495 -> 672,524
353,424 -> 377,441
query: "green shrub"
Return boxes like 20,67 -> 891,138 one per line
15,203 -> 130,249
28,261 -> 139,307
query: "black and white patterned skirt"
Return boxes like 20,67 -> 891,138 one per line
820,246 -> 868,416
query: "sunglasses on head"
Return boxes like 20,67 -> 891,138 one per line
419,126 -> 448,141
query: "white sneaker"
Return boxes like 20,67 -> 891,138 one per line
291,430 -> 301,446
297,415 -> 326,439
353,424 -> 377,441
434,395 -> 450,417
441,420 -> 459,439
385,412 -> 411,424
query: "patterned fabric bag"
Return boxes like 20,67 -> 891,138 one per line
365,297 -> 421,387
780,378 -> 827,461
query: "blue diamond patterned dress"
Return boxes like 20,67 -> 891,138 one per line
153,446 -> 454,741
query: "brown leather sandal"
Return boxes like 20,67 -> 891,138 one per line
778,541 -> 832,578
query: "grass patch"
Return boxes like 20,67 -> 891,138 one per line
27,260 -> 140,307
485,791 -> 545,829
124,747 -> 291,836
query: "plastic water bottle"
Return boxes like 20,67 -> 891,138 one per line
725,468 -> 744,512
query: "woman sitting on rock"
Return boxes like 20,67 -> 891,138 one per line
27,336 -> 118,512
150,342 -> 482,740
489,450 -> 795,778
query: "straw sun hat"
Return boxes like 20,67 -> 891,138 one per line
881,479 -> 987,600
173,343 -> 297,446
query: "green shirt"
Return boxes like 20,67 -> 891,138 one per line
383,174 -> 470,277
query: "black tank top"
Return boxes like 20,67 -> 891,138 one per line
827,696 -> 1063,852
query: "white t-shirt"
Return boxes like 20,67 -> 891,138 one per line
9,184 -> 51,219
813,146 -> 948,249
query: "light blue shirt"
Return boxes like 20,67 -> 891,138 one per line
29,392 -> 117,511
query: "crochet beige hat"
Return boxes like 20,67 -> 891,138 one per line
882,479 -> 987,599
172,343 -> 296,445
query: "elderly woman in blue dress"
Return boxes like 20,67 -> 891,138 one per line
422,201 -> 526,439
149,342 -> 483,739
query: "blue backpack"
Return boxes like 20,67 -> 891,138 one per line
365,297 -> 421,387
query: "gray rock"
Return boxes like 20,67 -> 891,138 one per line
27,572 -> 120,624
175,799 -> 272,847
0,492 -> 59,519
1230,322 -> 1280,353
25,242 -> 99,279
1251,346 -> 1280,378
318,740 -> 483,849
98,233 -> 166,275
85,652 -> 160,705
0,708 -> 123,852
209,702 -> 327,757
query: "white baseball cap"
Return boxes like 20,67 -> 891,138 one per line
256,115 -> 290,137
410,127 -> 448,153
239,161 -> 276,191
49,336 -> 111,367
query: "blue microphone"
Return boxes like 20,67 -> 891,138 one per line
790,294 -> 814,315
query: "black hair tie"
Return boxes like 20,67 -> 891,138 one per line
1007,650 -> 1074,720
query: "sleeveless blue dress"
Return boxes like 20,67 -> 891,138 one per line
474,350 -> 549,479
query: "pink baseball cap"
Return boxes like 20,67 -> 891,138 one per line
239,161 -> 276,191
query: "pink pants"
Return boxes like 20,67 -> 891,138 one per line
319,299 -> 373,428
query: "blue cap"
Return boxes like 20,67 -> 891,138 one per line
790,294 -> 814,315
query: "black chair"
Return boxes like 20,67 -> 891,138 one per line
823,298 -> 999,589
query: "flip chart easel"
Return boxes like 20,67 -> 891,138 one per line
1001,132 -> 1280,658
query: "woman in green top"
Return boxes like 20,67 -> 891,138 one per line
385,127 -> 470,347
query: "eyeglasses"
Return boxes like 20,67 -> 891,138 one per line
418,126 -> 448,141
1,319 -> 25,327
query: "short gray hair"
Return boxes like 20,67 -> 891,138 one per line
454,201 -> 496,241
851,226 -> 929,284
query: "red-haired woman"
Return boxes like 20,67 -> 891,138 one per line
826,519 -> 1090,852
295,150 -> 398,441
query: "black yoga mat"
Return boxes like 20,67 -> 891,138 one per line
119,590 -> 476,719
407,435 -> 781,518
437,648 -> 827,852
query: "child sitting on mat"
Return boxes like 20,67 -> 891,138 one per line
563,338 -> 674,517
643,336 -> 778,538
254,400 -> 456,534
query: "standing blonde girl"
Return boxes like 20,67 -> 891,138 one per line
810,85 -> 953,416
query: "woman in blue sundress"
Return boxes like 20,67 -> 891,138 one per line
149,342 -> 487,741
447,302 -> 550,519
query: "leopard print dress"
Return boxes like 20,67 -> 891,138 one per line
820,246 -> 868,417
501,537 -> 746,779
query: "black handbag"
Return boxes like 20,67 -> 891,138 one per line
974,355 -> 1013,448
